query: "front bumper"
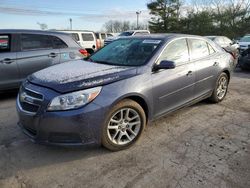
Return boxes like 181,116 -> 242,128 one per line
16,83 -> 106,146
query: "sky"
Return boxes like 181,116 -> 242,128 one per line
0,0 -> 152,31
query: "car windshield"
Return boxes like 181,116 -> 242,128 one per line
119,32 -> 134,36
206,36 -> 216,41
89,38 -> 162,66
240,36 -> 250,42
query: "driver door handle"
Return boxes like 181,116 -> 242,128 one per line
186,71 -> 193,76
1,58 -> 14,64
213,62 -> 219,66
48,53 -> 57,58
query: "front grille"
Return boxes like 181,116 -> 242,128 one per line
19,87 -> 44,114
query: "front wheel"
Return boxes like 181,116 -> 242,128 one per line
209,73 -> 229,103
101,99 -> 146,151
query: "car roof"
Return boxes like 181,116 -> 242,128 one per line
0,29 -> 69,36
125,33 -> 205,40
123,30 -> 149,33
57,30 -> 95,33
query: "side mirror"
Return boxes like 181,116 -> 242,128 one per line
153,60 -> 176,71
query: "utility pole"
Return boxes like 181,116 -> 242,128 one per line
69,18 -> 72,30
136,11 -> 141,29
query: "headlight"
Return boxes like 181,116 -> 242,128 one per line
47,87 -> 102,111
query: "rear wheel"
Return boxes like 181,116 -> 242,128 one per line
209,73 -> 229,103
102,99 -> 146,151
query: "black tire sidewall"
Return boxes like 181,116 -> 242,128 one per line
211,73 -> 229,103
101,99 -> 146,151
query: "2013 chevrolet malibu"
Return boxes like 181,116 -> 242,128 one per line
16,34 -> 234,151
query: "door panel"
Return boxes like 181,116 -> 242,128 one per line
0,52 -> 20,90
188,38 -> 220,98
152,63 -> 195,117
16,49 -> 60,80
16,34 -> 60,80
0,34 -> 20,90
151,38 -> 195,117
192,55 -> 219,97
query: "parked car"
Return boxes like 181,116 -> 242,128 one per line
95,32 -> 109,49
17,34 -> 234,151
238,47 -> 250,70
0,29 -> 87,91
59,30 -> 97,54
206,36 -> 239,66
238,35 -> 250,53
104,30 -> 150,46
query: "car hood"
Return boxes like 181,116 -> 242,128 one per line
105,36 -> 122,41
28,60 -> 138,93
238,41 -> 250,46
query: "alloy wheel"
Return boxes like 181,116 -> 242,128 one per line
107,108 -> 141,145
216,76 -> 228,100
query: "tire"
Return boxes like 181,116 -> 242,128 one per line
209,73 -> 229,103
101,99 -> 146,151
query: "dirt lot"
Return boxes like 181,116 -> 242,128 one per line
0,69 -> 249,188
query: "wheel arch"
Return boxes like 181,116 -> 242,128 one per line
222,69 -> 231,81
112,93 -> 151,124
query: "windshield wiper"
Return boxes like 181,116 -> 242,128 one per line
94,60 -> 117,66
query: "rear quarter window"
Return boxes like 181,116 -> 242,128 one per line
0,35 -> 10,52
53,36 -> 68,49
82,33 -> 94,41
208,43 -> 216,54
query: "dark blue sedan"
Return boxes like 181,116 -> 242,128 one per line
16,34 -> 234,151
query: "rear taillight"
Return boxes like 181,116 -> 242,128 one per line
230,52 -> 236,59
96,39 -> 101,50
79,49 -> 89,57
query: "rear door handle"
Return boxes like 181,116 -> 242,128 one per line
48,53 -> 57,58
213,62 -> 219,66
186,71 -> 193,76
1,58 -> 14,64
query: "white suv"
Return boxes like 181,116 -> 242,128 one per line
104,30 -> 150,46
59,30 -> 97,54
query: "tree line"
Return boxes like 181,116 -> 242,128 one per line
103,0 -> 250,39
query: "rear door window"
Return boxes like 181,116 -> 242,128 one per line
21,34 -> 53,51
158,38 -> 189,65
82,33 -> 94,41
0,35 -> 10,52
189,39 -> 210,60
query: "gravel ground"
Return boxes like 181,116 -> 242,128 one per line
0,69 -> 249,188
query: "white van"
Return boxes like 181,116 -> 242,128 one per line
59,30 -> 97,54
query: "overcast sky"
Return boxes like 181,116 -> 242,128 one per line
0,0 -> 152,31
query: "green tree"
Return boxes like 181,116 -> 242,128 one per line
147,0 -> 182,33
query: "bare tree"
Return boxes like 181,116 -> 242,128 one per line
37,22 -> 48,30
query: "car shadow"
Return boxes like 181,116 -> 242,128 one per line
233,68 -> 250,79
0,91 -> 215,180
0,89 -> 18,101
